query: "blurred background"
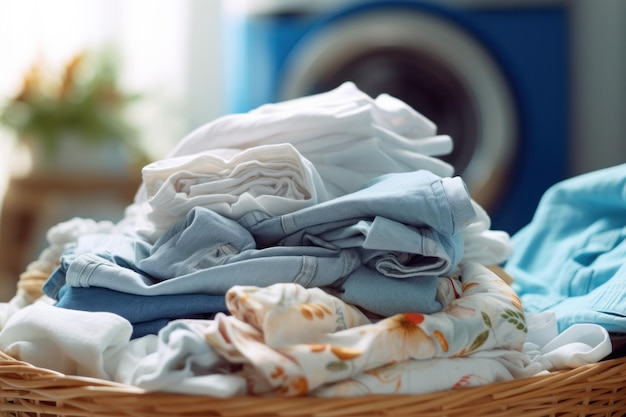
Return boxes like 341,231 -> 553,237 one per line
0,0 -> 625,300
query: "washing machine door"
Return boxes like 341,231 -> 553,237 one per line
279,8 -> 517,212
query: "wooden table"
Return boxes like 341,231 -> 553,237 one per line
0,172 -> 140,299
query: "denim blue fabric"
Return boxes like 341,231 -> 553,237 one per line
53,284 -> 227,339
44,207 -> 362,297
505,163 -> 626,332
285,216 -> 462,278
44,171 -> 473,316
336,266 -> 442,316
238,170 -> 475,248
47,240 -> 361,298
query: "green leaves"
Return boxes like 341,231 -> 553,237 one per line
481,311 -> 492,328
326,361 -> 349,372
0,46 -> 141,158
501,309 -> 527,333
469,330 -> 490,352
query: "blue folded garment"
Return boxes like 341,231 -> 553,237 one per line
505,163 -> 626,332
55,284 -> 228,339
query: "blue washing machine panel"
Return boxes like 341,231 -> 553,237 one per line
221,0 -> 570,235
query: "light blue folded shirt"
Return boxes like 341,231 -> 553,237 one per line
505,163 -> 626,332
44,171 -> 474,317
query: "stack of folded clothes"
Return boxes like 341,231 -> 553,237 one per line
0,82 -> 614,397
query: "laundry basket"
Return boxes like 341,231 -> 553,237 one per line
1,349 -> 625,417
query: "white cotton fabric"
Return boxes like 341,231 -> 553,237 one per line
1,217 -> 116,329
525,311 -> 559,347
115,82 -> 456,240
312,349 -> 541,397
135,143 -> 330,240
109,323 -> 247,397
27,217 -> 115,276
531,323 -> 612,370
0,302 -> 132,380
461,199 -> 513,267
160,82 -> 454,199
0,298 -> 28,332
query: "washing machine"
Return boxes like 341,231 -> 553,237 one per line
220,0 -> 571,234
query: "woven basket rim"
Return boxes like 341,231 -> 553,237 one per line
1,349 -> 625,417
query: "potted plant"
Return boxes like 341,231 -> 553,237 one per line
0,48 -> 144,172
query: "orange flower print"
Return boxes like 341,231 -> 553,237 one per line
461,281 -> 480,293
387,313 -> 423,333
509,293 -> 524,312
329,345 -> 363,361
491,277 -> 524,311
432,330 -> 449,353
299,303 -> 332,320
275,375 -> 309,396
383,313 -> 436,359
270,366 -> 285,380
309,344 -> 328,353
404,312 -> 425,325
289,376 -> 309,396
307,343 -> 362,360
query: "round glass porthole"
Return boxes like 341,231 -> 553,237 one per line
279,9 -> 518,210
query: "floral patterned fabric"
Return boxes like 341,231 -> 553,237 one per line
0,261 -> 536,397
184,261 -> 527,396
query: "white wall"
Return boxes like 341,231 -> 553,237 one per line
0,0 -> 226,183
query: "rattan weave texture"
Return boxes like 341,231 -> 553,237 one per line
1,350 -> 625,417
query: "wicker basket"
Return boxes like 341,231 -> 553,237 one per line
1,350 -> 624,417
